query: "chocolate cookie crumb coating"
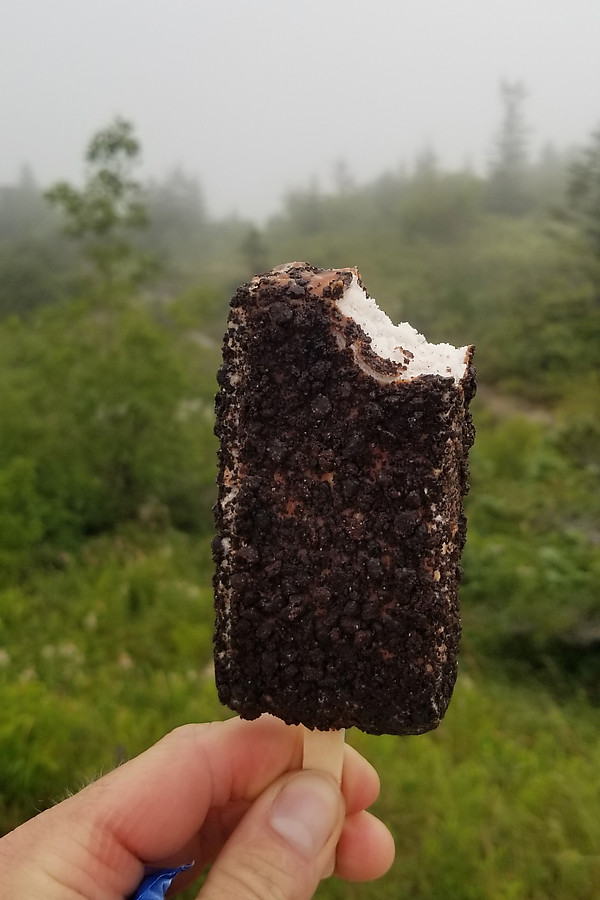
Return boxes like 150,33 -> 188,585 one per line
213,263 -> 476,735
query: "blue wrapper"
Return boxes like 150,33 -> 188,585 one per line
130,863 -> 193,899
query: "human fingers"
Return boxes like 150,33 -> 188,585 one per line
144,732 -> 381,883
96,717 -> 377,851
341,742 -> 380,814
183,794 -> 395,885
335,809 -> 396,881
98,717 -> 379,872
199,769 -> 344,900
86,716 -> 304,865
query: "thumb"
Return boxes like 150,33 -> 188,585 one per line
199,769 -> 345,900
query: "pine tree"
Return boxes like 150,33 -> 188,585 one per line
568,126 -> 600,256
487,81 -> 531,216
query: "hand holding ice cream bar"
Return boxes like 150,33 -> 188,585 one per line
213,263 -> 475,738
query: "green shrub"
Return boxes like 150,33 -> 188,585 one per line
0,297 -> 219,557
462,414 -> 600,681
0,457 -> 45,574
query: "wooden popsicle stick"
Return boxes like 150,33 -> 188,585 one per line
302,726 -> 346,785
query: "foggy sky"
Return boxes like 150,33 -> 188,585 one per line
1,0 -> 599,220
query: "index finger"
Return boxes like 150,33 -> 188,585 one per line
88,716 -> 304,860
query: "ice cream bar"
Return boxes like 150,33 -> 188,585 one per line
213,263 -> 475,736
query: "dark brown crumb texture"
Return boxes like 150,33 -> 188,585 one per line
213,262 -> 476,735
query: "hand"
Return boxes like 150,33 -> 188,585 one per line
0,715 -> 395,899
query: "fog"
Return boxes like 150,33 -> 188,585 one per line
1,0 -> 599,220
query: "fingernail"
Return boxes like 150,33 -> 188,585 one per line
322,851 -> 336,879
269,772 -> 341,856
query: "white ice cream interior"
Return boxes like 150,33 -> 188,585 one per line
337,275 -> 469,382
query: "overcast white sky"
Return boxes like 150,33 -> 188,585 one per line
1,0 -> 599,220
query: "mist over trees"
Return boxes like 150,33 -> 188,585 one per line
0,84 -> 588,320
1,96 -> 598,397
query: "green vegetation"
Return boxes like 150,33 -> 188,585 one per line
1,114 -> 599,898
45,117 -> 154,291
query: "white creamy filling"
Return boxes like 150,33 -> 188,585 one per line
337,275 -> 469,383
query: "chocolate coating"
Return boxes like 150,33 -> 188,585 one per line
213,263 -> 475,735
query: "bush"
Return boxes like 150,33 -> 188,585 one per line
0,297 -> 218,557
0,457 -> 45,575
461,415 -> 600,681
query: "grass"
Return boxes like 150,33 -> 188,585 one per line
0,527 -> 222,829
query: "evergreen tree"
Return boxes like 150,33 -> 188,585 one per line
487,81 -> 531,215
568,126 -> 600,257
241,225 -> 267,275
413,146 -> 438,181
333,158 -> 354,195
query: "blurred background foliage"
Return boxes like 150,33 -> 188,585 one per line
1,89 -> 600,899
